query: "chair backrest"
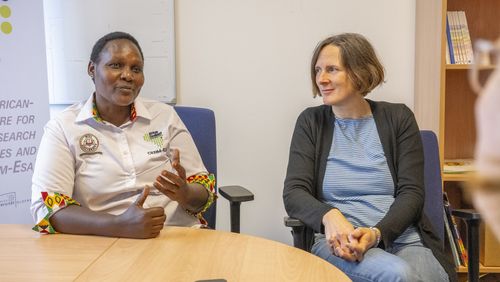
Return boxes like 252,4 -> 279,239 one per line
174,106 -> 217,229
420,130 -> 444,242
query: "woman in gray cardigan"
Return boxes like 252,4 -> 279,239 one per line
283,33 -> 455,282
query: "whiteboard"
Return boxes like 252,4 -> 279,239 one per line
43,0 -> 176,104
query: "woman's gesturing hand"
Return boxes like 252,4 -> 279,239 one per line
116,186 -> 166,238
153,149 -> 191,205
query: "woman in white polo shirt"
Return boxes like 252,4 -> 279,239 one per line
31,31 -> 215,238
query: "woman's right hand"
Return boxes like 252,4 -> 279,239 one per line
115,186 -> 167,238
322,209 -> 357,261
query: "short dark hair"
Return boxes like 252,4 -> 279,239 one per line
310,33 -> 385,97
90,31 -> 144,63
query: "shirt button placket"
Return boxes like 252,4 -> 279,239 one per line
118,131 -> 135,182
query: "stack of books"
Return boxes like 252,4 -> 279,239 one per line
443,192 -> 468,267
445,11 -> 473,65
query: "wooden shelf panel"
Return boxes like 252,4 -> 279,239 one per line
457,264 -> 500,273
444,70 -> 478,159
446,64 -> 496,70
443,173 -> 472,182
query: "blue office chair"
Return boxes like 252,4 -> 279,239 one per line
174,106 -> 254,232
422,131 -> 481,282
420,130 -> 445,243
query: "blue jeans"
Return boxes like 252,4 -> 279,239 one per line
311,234 -> 449,282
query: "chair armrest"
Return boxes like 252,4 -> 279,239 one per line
219,185 -> 254,203
451,209 -> 481,282
218,185 -> 253,233
451,209 -> 481,220
284,216 -> 307,250
284,216 -> 304,227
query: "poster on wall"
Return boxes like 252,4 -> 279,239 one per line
0,0 -> 50,223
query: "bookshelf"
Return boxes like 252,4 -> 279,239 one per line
415,0 -> 500,278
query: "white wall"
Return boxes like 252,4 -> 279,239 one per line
175,0 -> 416,244
47,0 -> 416,244
43,0 -> 176,104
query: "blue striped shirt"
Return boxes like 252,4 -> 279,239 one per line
321,116 -> 420,244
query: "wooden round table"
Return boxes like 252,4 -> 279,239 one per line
75,226 -> 351,281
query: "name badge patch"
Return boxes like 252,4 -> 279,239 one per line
79,133 -> 102,156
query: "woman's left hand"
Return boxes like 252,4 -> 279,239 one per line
153,149 -> 190,205
346,227 -> 379,261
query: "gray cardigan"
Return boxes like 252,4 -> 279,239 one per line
283,99 -> 456,281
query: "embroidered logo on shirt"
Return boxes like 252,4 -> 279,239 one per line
79,133 -> 101,156
144,131 -> 164,155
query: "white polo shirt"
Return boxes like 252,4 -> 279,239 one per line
31,95 -> 207,227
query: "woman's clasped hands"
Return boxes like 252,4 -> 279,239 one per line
322,209 -> 379,262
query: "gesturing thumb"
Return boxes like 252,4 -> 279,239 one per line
135,185 -> 150,207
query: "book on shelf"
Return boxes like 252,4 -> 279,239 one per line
445,11 -> 473,65
458,11 -> 473,64
443,159 -> 474,174
452,11 -> 465,64
443,192 -> 468,267
445,16 -> 454,64
444,208 -> 461,267
447,11 -> 461,64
